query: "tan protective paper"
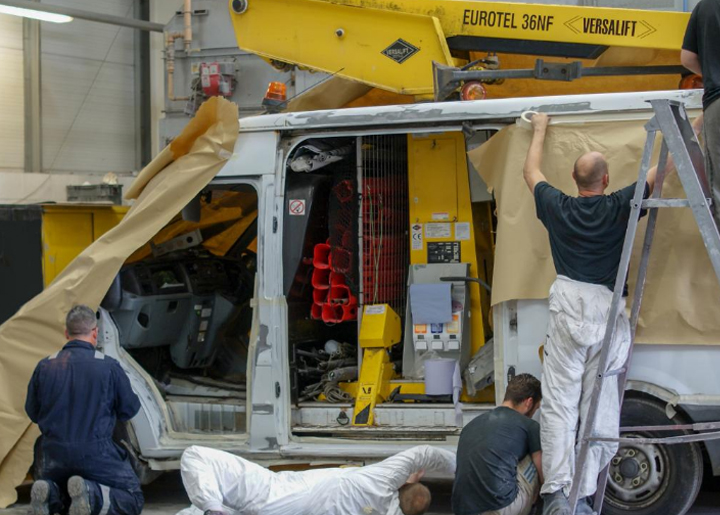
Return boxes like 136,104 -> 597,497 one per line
0,97 -> 239,508
469,119 -> 720,345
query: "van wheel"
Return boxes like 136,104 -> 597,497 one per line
602,397 -> 703,515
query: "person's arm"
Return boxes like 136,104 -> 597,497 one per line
370,445 -> 457,491
646,113 -> 705,193
25,366 -> 41,423
681,6 -> 701,76
681,50 -> 702,76
112,361 -> 141,421
180,446 -> 229,514
523,113 -> 550,194
531,451 -> 543,486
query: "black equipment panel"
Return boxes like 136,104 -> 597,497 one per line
427,241 -> 461,263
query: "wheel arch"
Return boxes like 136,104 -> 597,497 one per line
626,380 -> 720,477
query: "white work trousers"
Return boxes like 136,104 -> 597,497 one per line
540,276 -> 631,499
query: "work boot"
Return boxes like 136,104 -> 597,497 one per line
67,476 -> 92,515
542,490 -> 571,515
575,497 -> 597,515
29,480 -> 50,515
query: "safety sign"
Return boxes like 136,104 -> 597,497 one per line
289,199 -> 306,216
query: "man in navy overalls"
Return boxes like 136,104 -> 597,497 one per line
25,305 -> 143,515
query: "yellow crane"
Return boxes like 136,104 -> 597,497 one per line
227,0 -> 692,100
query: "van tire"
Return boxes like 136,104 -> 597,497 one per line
601,396 -> 703,515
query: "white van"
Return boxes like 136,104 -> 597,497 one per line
98,88 -> 718,515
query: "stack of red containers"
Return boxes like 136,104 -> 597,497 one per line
310,240 -> 358,323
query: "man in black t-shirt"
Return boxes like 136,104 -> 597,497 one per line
682,0 -> 720,225
452,374 -> 542,515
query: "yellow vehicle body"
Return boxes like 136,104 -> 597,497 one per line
41,205 -> 128,286
0,204 -> 127,326
228,0 -> 690,96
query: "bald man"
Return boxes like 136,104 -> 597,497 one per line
521,112 -> 702,515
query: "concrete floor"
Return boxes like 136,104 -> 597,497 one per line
2,472 -> 719,515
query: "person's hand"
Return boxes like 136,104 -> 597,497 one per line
406,470 -> 425,484
692,112 -> 704,135
531,112 -> 550,131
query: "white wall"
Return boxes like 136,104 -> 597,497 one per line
0,14 -> 24,174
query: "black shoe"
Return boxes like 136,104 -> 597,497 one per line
542,491 -> 572,515
575,497 -> 597,515
67,476 -> 92,515
29,480 -> 50,515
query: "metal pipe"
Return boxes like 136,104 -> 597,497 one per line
165,32 -> 190,102
165,1 -> 192,102
183,0 -> 192,53
0,0 -> 164,32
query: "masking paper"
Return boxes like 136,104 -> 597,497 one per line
468,117 -> 720,345
0,97 -> 239,507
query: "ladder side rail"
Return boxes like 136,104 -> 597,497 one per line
568,128 -> 658,514
668,101 -> 710,198
651,100 -> 720,283
593,139 -> 670,513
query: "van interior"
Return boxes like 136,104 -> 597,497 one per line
103,185 -> 258,435
103,128 -> 499,439
282,130 -> 498,437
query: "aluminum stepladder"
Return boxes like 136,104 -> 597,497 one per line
567,98 -> 720,515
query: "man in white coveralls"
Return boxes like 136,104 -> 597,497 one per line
523,112 -> 703,515
178,444 -> 456,515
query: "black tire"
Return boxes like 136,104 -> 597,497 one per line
602,396 -> 703,515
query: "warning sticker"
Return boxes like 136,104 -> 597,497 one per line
365,305 -> 386,315
425,223 -> 451,239
455,222 -> 471,241
288,199 -> 306,216
411,224 -> 423,250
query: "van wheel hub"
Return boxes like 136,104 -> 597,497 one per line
608,441 -> 665,503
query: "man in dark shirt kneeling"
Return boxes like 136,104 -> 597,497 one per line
452,374 -> 543,515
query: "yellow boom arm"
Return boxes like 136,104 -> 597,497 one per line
228,0 -> 689,95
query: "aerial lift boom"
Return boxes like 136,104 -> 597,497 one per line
227,0 -> 691,97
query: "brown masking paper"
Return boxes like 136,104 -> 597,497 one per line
469,118 -> 720,346
0,97 -> 239,508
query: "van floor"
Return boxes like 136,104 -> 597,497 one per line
292,402 -> 494,438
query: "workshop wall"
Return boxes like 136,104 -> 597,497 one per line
0,14 -> 23,174
40,0 -> 137,175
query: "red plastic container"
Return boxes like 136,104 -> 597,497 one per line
311,267 -> 331,289
313,242 -> 332,269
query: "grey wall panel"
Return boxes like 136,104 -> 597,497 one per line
0,14 -> 24,172
41,0 -> 137,174
41,54 -> 135,173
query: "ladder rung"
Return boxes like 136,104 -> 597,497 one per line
641,198 -> 690,208
602,367 -> 626,377
620,421 -> 720,432
586,430 -> 720,445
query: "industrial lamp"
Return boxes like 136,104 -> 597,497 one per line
0,4 -> 72,23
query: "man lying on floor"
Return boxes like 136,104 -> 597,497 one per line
177,444 -> 456,515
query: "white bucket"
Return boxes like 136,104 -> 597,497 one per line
424,358 -> 457,396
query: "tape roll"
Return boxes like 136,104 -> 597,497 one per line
516,110 -> 539,130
